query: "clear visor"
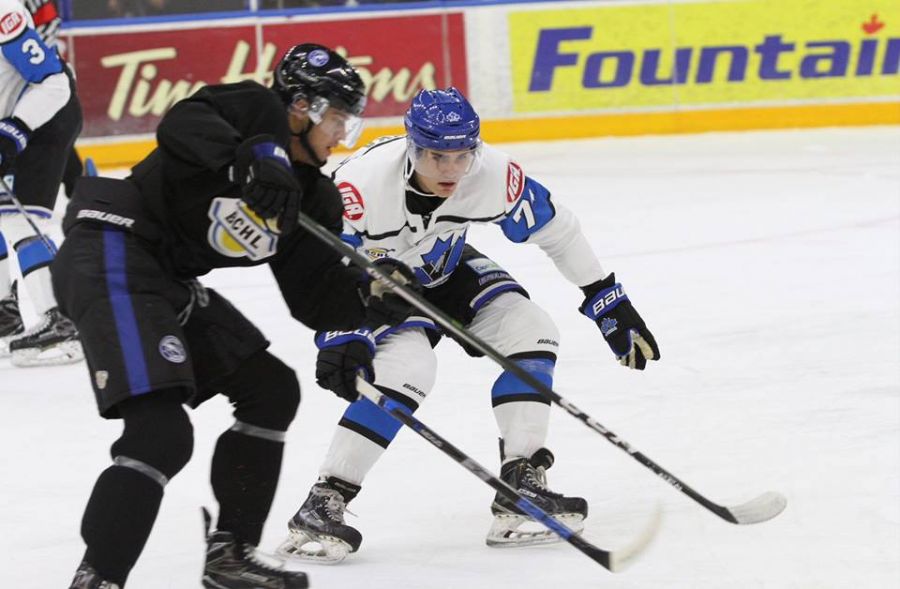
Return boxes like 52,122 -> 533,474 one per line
406,138 -> 484,183
291,96 -> 365,148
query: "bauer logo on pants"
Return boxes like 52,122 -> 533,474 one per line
159,335 -> 187,364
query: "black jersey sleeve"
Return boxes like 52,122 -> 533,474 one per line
270,170 -> 368,331
156,82 -> 291,176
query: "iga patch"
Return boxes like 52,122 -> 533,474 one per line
506,161 -> 524,203
339,182 -> 365,221
159,335 -> 187,364
0,11 -> 25,38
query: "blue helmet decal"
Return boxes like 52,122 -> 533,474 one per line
404,87 -> 480,151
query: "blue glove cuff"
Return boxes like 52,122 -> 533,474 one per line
315,328 -> 376,356
0,118 -> 28,154
250,141 -> 291,169
582,283 -> 629,321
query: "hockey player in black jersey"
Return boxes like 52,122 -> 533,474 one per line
53,44 -> 415,589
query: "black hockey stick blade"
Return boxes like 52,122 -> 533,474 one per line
355,377 -> 658,572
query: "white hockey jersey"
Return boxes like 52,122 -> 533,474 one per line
334,136 -> 605,289
0,0 -> 69,130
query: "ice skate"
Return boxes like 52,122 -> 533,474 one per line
277,477 -> 362,564
202,508 -> 308,589
9,306 -> 83,367
487,448 -> 588,547
69,559 -> 121,588
0,282 -> 24,357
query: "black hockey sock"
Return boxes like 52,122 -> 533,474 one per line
81,465 -> 164,586
211,429 -> 284,546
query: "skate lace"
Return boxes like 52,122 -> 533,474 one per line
523,465 -> 563,499
242,544 -> 286,575
320,489 -> 356,522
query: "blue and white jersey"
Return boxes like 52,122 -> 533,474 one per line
334,136 -> 605,289
0,0 -> 68,130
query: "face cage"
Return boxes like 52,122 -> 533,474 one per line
405,137 -> 485,182
294,95 -> 365,148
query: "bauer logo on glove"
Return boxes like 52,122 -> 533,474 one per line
580,272 -> 660,371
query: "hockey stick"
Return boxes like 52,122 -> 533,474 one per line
354,377 -> 658,572
296,210 -> 786,525
0,175 -> 57,256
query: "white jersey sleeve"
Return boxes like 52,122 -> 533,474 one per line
491,148 -> 605,287
0,0 -> 69,130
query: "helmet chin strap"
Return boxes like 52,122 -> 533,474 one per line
291,120 -> 327,168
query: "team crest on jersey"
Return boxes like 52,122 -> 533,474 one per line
207,197 -> 278,261
339,182 -> 365,221
0,11 -> 25,37
506,162 -> 524,203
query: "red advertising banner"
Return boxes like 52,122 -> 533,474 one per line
69,13 -> 467,139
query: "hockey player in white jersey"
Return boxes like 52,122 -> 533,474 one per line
0,0 -> 82,366
278,87 -> 660,562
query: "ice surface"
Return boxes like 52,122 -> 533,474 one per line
2,126 -> 898,588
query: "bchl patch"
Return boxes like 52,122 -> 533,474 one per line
465,257 -> 503,275
207,197 -> 278,261
338,182 -> 364,221
159,335 -> 187,364
365,247 -> 391,260
0,11 -> 25,38
506,161 -> 524,203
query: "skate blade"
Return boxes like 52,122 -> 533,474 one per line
10,340 -> 84,367
486,513 -> 586,548
276,530 -> 351,564
0,333 -> 23,358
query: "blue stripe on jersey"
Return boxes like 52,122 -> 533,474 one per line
498,177 -> 556,244
15,236 -> 55,273
491,357 -> 555,400
0,233 -> 7,258
341,396 -> 408,444
1,27 -> 63,83
103,229 -> 151,395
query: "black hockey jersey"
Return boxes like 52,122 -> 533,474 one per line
77,81 -> 367,331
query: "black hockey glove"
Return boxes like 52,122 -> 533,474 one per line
315,329 -> 376,402
232,134 -> 302,234
363,258 -> 422,327
580,273 -> 660,370
0,117 -> 30,176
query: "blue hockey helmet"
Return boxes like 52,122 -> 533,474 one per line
404,87 -> 480,151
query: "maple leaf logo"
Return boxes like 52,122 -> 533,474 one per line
862,13 -> 885,35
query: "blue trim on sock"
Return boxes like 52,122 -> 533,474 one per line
342,397 -> 406,443
15,237 -> 56,273
491,358 -> 555,400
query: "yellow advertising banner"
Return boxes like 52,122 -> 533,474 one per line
509,0 -> 900,113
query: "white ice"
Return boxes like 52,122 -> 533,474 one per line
1,126 -> 898,588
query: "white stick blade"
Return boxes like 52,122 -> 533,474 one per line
727,491 -> 787,524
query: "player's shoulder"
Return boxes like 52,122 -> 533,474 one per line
0,0 -> 31,44
470,142 -> 527,206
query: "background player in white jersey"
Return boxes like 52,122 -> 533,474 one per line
0,0 -> 82,365
279,88 -> 660,562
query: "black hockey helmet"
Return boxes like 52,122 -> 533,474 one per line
274,43 -> 366,117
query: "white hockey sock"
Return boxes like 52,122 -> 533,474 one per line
319,426 -> 387,486
2,212 -> 58,316
493,401 -> 551,463
0,231 -> 10,299
21,265 -> 56,316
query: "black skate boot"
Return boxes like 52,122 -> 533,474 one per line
69,560 -> 121,588
9,306 -> 83,367
277,476 -> 362,564
487,448 -> 588,547
202,508 -> 308,589
0,282 -> 24,357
